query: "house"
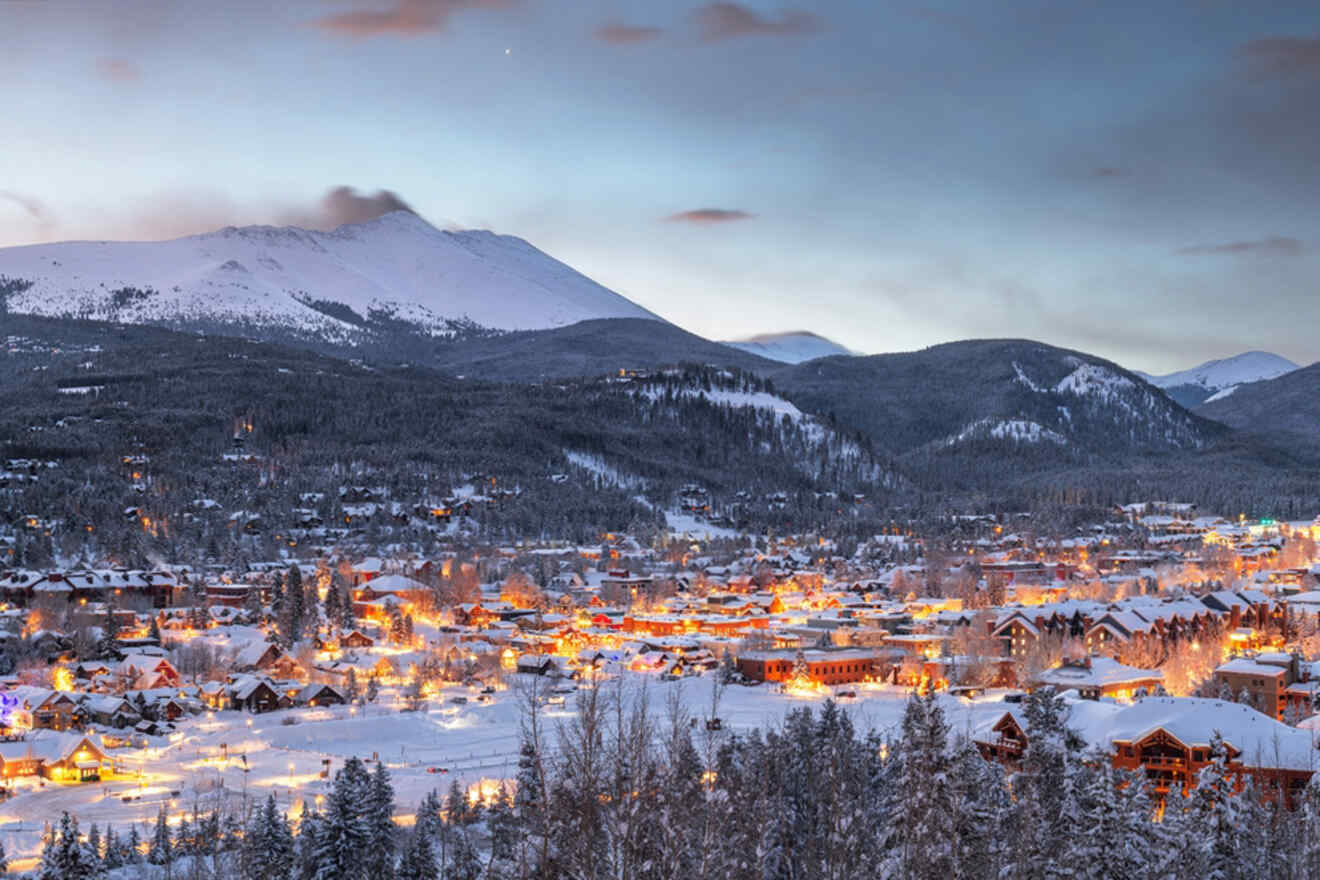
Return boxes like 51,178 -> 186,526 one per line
737,649 -> 878,686
33,732 -> 114,782
234,642 -> 304,678
1212,653 -> 1308,721
296,683 -> 346,708
229,677 -> 284,713
0,738 -> 43,778
978,696 -> 1318,808
1032,656 -> 1164,701
516,654 -> 563,677
973,708 -> 1028,768
81,695 -> 140,729
31,691 -> 88,732
341,630 -> 375,649
118,654 -> 181,690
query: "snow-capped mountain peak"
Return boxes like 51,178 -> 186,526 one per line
720,331 -> 854,364
1137,351 -> 1298,392
1134,351 -> 1299,408
0,211 -> 663,338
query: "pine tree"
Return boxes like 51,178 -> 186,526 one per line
174,815 -> 193,858
244,793 -> 295,880
340,590 -> 356,630
389,609 -> 406,645
365,761 -> 397,880
295,809 -> 322,880
148,616 -> 162,643
325,577 -> 342,625
314,756 -> 372,879
366,674 -> 380,703
1190,731 -> 1240,880
244,584 -> 265,621
103,602 -> 120,641
345,668 -> 360,704
397,827 -> 440,880
86,822 -> 101,863
102,826 -> 124,871
789,647 -> 810,687
272,571 -> 286,619
127,824 -> 144,864
891,690 -> 955,878
950,741 -> 1009,879
148,807 -> 173,867
443,829 -> 479,880
39,812 -> 101,880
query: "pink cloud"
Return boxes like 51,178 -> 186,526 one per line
96,58 -> 141,83
693,3 -> 819,42
311,0 -> 511,38
666,208 -> 754,223
596,21 -> 663,45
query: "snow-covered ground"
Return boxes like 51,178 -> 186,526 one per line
0,673 -> 995,867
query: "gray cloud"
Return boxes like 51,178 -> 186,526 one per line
1177,236 -> 1304,257
312,186 -> 415,227
666,208 -> 753,223
0,190 -> 49,221
692,3 -> 819,43
1241,34 -> 1320,78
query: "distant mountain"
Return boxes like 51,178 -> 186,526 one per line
1196,363 -> 1320,454
721,331 -> 854,364
772,339 -> 1226,488
1135,351 -> 1298,408
0,211 -> 662,339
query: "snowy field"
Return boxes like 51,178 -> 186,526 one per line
0,674 -> 1012,869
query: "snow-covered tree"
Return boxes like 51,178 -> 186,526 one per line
365,761 -> 398,880
39,811 -> 102,880
396,827 -> 439,880
242,793 -> 295,880
313,756 -> 372,878
148,807 -> 173,867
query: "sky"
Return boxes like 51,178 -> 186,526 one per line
1,0 -> 1318,373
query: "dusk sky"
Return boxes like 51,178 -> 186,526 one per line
2,0 -> 1318,373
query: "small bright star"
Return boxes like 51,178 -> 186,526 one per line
505,48 -> 511,55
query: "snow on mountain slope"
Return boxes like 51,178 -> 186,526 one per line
1137,351 -> 1298,394
721,331 -> 854,364
0,211 -> 663,336
943,419 -> 1066,447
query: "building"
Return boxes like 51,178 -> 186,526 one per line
975,696 -> 1319,807
1213,653 -> 1312,721
737,648 -> 877,685
1032,656 -> 1163,701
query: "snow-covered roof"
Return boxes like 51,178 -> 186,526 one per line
1034,657 -> 1162,689
1068,696 -> 1320,771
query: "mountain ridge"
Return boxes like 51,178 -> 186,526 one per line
721,330 -> 854,364
1135,351 -> 1299,408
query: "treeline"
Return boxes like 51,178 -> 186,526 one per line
495,685 -> 1320,880
28,685 -> 1320,879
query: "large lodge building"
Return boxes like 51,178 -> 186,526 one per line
738,649 -> 878,686
975,696 -> 1318,807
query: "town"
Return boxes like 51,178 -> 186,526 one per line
1,485 -> 1320,874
